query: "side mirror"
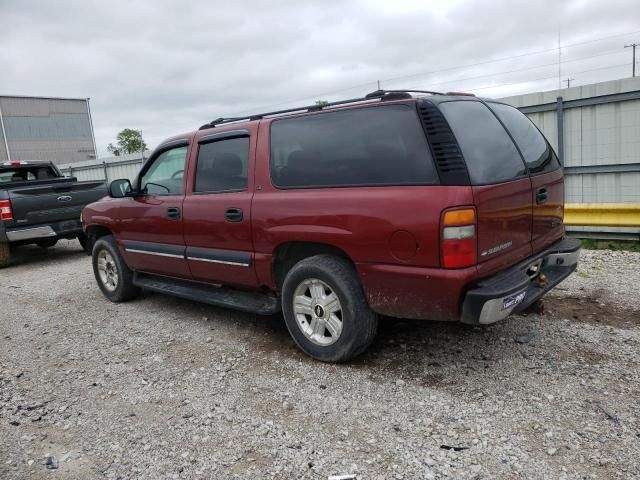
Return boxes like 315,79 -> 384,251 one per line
109,179 -> 133,198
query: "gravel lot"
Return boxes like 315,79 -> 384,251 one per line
1,241 -> 639,480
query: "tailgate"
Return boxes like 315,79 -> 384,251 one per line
437,100 -> 534,274
7,181 -> 106,228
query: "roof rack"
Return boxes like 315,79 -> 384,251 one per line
198,89 -> 443,130
364,89 -> 443,98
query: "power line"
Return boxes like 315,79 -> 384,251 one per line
564,78 -> 575,88
228,28 -> 640,116
377,29 -> 640,86
407,48 -> 625,90
468,62 -> 629,94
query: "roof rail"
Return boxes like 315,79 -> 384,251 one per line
198,89 -> 442,130
364,89 -> 443,98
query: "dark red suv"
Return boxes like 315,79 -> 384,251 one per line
82,90 -> 580,362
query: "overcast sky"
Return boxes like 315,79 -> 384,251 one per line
1,0 -> 639,155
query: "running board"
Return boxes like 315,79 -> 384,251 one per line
133,273 -> 280,315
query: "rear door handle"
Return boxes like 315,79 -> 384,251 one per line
225,208 -> 243,222
536,187 -> 547,204
167,207 -> 181,219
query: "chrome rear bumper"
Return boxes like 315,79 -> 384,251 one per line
6,226 -> 57,242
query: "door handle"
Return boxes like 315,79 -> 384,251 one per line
225,208 -> 243,222
167,207 -> 181,219
535,187 -> 547,204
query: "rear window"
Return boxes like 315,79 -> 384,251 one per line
438,101 -> 527,185
0,165 -> 58,183
270,105 -> 438,188
488,102 -> 560,174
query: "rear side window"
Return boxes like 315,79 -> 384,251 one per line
0,166 -> 57,183
270,105 -> 438,188
489,102 -> 560,174
439,101 -> 527,185
195,137 -> 249,193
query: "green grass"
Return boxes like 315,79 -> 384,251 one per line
580,238 -> 640,252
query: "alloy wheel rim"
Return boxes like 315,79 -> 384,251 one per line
293,278 -> 343,346
97,250 -> 119,292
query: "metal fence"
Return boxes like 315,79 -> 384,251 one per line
58,151 -> 147,183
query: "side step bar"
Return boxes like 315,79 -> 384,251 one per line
133,272 -> 280,315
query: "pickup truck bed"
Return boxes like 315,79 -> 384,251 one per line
0,160 -> 107,267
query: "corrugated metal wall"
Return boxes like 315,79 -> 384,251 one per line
0,96 -> 96,164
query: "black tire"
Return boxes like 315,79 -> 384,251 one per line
281,254 -> 378,363
77,233 -> 88,251
36,238 -> 58,249
0,242 -> 10,268
91,235 -> 140,302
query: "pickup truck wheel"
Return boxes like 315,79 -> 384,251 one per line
0,242 -> 10,268
92,235 -> 140,302
281,254 -> 378,363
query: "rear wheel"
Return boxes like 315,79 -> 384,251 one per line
281,254 -> 378,362
0,242 -> 10,268
92,235 -> 140,302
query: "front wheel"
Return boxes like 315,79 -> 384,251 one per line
281,255 -> 378,363
92,235 -> 140,302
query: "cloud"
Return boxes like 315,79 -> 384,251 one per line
1,0 -> 638,154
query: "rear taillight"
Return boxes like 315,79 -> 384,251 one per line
441,207 -> 477,268
0,200 -> 13,221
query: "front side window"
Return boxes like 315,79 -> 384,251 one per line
489,102 -> 560,174
270,105 -> 438,188
439,101 -> 527,185
140,146 -> 188,195
194,137 -> 249,193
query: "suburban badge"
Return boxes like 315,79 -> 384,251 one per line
481,241 -> 513,257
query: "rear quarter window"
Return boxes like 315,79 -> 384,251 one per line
438,101 -> 527,185
269,104 -> 438,188
488,102 -> 560,174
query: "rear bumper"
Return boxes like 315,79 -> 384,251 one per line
460,237 -> 581,324
4,219 -> 83,243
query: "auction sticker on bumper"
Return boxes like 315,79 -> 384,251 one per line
502,290 -> 526,310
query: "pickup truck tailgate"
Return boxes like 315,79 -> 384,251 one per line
6,181 -> 106,228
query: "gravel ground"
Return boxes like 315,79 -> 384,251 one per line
1,241 -> 639,480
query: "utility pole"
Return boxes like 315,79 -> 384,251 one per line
625,43 -> 638,77
564,78 -> 575,88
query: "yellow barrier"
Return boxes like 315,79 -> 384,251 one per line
564,203 -> 640,227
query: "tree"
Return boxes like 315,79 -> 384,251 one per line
315,100 -> 329,107
107,128 -> 147,156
